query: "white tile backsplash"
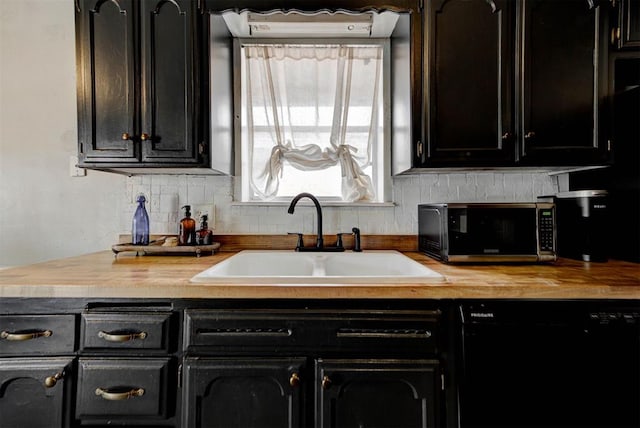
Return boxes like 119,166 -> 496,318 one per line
120,172 -> 558,236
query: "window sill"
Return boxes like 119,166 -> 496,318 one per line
231,201 -> 396,208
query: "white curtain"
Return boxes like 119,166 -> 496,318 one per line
244,44 -> 382,202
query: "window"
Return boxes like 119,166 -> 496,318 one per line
237,39 -> 390,203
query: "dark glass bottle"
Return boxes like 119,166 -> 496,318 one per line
132,194 -> 149,245
179,205 -> 197,245
197,214 -> 213,245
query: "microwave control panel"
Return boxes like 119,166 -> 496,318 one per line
538,207 -> 555,252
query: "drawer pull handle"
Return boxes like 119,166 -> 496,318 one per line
0,330 -> 52,341
289,372 -> 301,388
337,329 -> 432,339
98,331 -> 147,342
199,328 -> 291,337
45,372 -> 64,388
95,387 -> 145,401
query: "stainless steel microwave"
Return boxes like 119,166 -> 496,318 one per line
418,203 -> 557,263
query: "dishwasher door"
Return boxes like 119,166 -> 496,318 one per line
457,301 -> 639,428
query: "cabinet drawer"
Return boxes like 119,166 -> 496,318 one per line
81,312 -> 172,351
185,310 -> 301,353
184,309 -> 439,356
76,358 -> 170,420
0,315 -> 75,355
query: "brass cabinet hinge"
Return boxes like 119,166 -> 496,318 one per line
607,139 -> 612,152
417,140 -> 424,158
611,27 -> 621,45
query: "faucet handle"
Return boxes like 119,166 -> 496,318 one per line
351,227 -> 362,252
287,232 -> 304,251
336,232 -> 350,249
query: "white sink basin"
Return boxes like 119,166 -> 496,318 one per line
190,250 -> 445,285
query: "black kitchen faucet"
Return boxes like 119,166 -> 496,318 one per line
287,192 -> 361,252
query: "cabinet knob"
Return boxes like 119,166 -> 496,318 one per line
44,372 -> 63,388
321,375 -> 332,390
524,131 -> 536,140
289,372 -> 301,388
1,330 -> 52,341
502,132 -> 513,141
122,132 -> 131,141
140,133 -> 150,141
98,330 -> 147,342
95,387 -> 145,401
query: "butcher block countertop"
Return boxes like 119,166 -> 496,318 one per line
0,249 -> 638,300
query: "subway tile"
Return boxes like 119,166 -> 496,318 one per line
119,172 -> 557,235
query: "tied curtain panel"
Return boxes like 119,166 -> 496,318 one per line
244,44 -> 383,202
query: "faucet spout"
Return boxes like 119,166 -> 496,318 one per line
288,192 -> 323,249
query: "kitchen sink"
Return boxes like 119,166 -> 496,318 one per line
189,250 -> 445,285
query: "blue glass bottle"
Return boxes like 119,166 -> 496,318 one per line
132,194 -> 149,245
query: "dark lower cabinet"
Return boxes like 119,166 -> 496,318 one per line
182,307 -> 443,428
0,357 -> 73,428
4,299 -> 637,428
315,359 -> 440,428
182,357 -> 306,428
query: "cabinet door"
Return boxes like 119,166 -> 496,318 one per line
519,0 -> 609,165
0,358 -> 73,428
425,0 -> 515,166
76,0 -> 139,164
140,0 -> 204,165
315,359 -> 439,428
617,0 -> 640,49
182,357 -> 305,428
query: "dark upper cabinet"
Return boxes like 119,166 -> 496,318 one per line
613,0 -> 640,49
76,0 -> 137,164
518,0 -> 609,165
75,0 -> 206,169
424,0 -> 516,166
422,0 -> 610,168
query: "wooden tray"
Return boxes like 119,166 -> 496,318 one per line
112,242 -> 220,258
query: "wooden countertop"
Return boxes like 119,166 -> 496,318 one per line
0,250 -> 638,299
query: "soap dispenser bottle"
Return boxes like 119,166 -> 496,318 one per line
132,194 -> 149,245
179,205 -> 196,245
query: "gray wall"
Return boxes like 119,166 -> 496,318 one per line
0,0 -> 124,267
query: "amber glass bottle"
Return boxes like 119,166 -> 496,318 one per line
179,205 -> 196,245
197,214 -> 213,245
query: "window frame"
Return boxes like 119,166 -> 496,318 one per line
233,37 -> 392,204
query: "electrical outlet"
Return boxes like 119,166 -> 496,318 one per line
191,204 -> 215,227
69,155 -> 86,177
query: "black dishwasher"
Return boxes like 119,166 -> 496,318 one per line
457,301 -> 640,428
